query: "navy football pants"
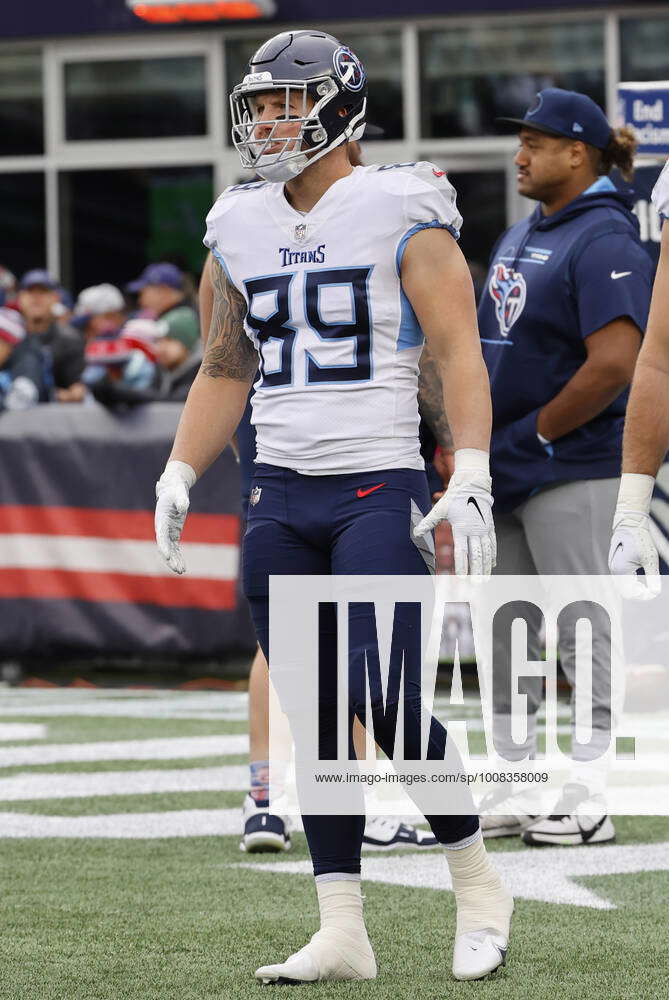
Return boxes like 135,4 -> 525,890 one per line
242,463 -> 478,876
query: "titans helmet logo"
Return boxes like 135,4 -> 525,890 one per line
333,46 -> 366,92
488,262 -> 527,337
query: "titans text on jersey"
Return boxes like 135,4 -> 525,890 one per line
204,161 -> 461,476
279,245 -> 326,267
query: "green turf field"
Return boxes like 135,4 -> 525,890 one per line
1,688 -> 668,1000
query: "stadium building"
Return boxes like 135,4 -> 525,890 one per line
2,0 -> 667,292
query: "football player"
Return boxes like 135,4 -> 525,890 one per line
198,139 -> 441,855
155,30 -> 511,984
609,160 -> 669,593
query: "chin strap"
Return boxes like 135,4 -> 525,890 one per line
254,152 -> 310,183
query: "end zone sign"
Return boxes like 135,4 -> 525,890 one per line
618,82 -> 669,155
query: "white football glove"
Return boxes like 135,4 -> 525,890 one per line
414,449 -> 496,577
609,473 -> 660,600
155,460 -> 197,575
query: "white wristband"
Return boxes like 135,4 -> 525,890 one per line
616,472 -> 655,514
164,460 -> 197,488
454,448 -> 490,476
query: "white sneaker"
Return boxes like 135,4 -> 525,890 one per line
522,812 -> 615,846
478,789 -> 538,839
522,783 -> 615,846
239,793 -> 291,853
452,928 -> 509,981
255,927 -> 377,984
480,813 -> 536,838
362,816 -> 438,850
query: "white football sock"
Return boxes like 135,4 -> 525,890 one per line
445,832 -> 514,937
255,877 -> 377,983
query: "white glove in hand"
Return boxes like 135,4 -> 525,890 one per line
5,376 -> 39,411
414,449 -> 496,577
609,473 -> 660,600
155,460 -> 197,575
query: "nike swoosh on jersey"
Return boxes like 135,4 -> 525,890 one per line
357,483 -> 387,498
432,168 -> 446,177
610,270 -> 632,280
466,496 -> 485,521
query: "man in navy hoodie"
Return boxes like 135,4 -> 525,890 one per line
477,89 -> 654,846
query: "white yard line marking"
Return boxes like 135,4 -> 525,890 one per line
0,735 -> 248,767
0,724 -> 47,742
0,765 -> 248,800
0,691 -> 249,721
0,808 -> 243,838
238,841 -> 669,910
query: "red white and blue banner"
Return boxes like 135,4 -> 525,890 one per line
0,403 -> 255,658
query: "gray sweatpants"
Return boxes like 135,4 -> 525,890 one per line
492,478 -> 619,764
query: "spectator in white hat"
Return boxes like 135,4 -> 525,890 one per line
72,283 -> 127,341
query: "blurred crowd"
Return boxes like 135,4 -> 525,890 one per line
0,261 -> 201,412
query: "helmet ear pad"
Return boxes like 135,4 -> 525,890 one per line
300,82 -> 365,152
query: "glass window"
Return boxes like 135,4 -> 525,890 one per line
421,21 -> 605,139
224,30 -> 402,145
58,166 -> 213,293
0,173 -> 46,279
346,31 -> 403,140
0,50 -> 43,156
621,17 -> 669,82
64,57 -> 207,141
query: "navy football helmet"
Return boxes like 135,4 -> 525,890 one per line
230,30 -> 367,182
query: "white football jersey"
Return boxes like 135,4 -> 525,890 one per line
651,159 -> 669,219
204,162 -> 462,474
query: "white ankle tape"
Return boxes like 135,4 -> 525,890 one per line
310,880 -> 375,980
316,879 -> 365,932
445,835 -> 513,937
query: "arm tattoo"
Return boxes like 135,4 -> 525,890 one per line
201,255 -> 257,380
418,344 -> 453,449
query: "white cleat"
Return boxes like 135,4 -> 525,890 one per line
452,928 -> 509,981
480,812 -> 535,839
522,812 -> 615,847
363,816 -> 438,850
255,928 -> 377,985
446,833 -> 514,982
478,788 -> 541,839
522,784 -> 615,847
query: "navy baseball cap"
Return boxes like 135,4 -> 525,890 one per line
497,88 -> 612,151
19,269 -> 59,291
126,262 -> 183,293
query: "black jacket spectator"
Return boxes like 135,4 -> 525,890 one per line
35,322 -> 85,390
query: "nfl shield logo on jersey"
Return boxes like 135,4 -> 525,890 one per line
249,486 -> 262,506
294,223 -> 307,242
488,262 -> 527,337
